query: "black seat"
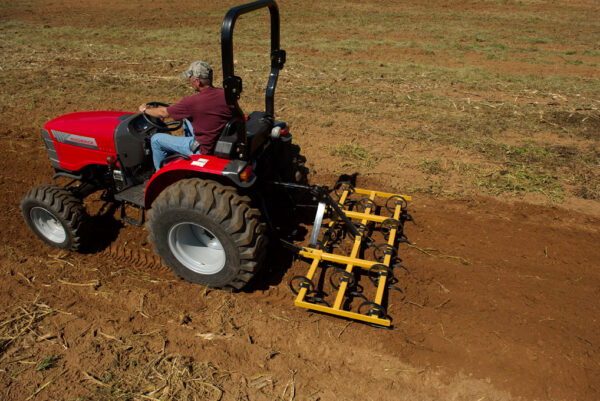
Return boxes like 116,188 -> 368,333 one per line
213,118 -> 239,159
246,111 -> 272,155
213,111 -> 273,159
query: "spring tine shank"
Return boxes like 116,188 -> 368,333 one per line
295,256 -> 321,303
332,190 -> 377,310
373,202 -> 402,305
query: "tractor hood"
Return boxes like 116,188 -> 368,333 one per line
44,111 -> 133,153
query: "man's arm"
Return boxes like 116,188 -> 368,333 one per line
138,104 -> 170,118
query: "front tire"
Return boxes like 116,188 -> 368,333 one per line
147,178 -> 267,290
21,184 -> 88,251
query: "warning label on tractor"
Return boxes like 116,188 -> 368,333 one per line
191,158 -> 209,168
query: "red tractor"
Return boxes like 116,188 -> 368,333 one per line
21,1 -> 305,290
21,0 -> 412,326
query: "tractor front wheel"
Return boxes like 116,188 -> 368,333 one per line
21,184 -> 88,251
147,178 -> 267,290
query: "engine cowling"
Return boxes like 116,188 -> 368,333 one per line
43,111 -> 133,172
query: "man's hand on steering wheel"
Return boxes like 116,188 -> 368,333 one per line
140,101 -> 183,132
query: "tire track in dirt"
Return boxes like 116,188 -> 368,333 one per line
99,240 -> 167,272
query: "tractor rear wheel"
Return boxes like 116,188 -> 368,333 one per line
147,178 -> 267,290
21,184 -> 88,251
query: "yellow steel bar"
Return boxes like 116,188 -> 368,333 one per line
373,202 -> 403,305
299,248 -> 379,269
294,300 -> 391,327
352,187 -> 412,201
294,256 -> 322,304
339,189 -> 350,205
331,235 -> 362,309
332,190 -> 377,310
343,210 -> 388,223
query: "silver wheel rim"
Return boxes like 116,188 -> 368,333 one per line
30,207 -> 67,244
168,222 -> 226,275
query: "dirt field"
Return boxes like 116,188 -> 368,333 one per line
1,0 -> 599,400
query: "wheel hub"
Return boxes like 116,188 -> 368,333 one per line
30,207 -> 66,244
168,222 -> 226,275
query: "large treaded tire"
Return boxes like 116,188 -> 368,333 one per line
146,178 -> 267,290
21,184 -> 88,251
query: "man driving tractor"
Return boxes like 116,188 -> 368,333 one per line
139,61 -> 233,170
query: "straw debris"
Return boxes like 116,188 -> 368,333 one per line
0,298 -> 58,354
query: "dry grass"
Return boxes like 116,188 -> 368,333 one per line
83,350 -> 226,401
0,306 -> 226,401
0,279 -> 233,401
0,251 -> 310,400
0,298 -> 59,355
0,298 -> 67,400
1,2 -> 598,201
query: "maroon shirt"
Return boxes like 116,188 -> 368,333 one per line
167,87 -> 232,155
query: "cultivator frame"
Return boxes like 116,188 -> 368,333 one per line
282,182 -> 412,328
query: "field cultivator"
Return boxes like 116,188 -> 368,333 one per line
285,183 -> 413,328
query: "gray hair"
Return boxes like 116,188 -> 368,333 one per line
197,77 -> 212,87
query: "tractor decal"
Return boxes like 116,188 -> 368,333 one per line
191,158 -> 209,168
42,129 -> 60,169
51,130 -> 99,150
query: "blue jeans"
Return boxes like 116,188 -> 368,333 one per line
151,120 -> 197,170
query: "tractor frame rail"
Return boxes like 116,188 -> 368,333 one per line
277,182 -> 412,328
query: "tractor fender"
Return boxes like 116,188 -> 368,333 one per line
144,154 -> 255,208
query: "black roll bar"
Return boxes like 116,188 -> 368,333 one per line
221,0 -> 286,159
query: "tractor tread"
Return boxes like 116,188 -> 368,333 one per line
21,183 -> 88,251
147,178 -> 267,290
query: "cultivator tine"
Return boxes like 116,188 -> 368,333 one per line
291,184 -> 412,328
373,194 -> 403,307
331,190 -> 376,310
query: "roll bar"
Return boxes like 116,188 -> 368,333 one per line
221,0 -> 286,159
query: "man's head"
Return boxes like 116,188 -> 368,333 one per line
182,61 -> 213,91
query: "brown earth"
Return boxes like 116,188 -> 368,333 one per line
2,184 -> 600,401
1,0 -> 600,400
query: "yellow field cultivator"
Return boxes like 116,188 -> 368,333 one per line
283,182 -> 413,328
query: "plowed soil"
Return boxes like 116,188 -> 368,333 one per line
1,0 -> 599,400
2,184 -> 600,400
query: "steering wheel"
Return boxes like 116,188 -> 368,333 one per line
142,101 -> 183,132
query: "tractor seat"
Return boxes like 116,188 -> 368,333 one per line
213,111 -> 273,159
246,111 -> 271,142
246,111 -> 273,155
